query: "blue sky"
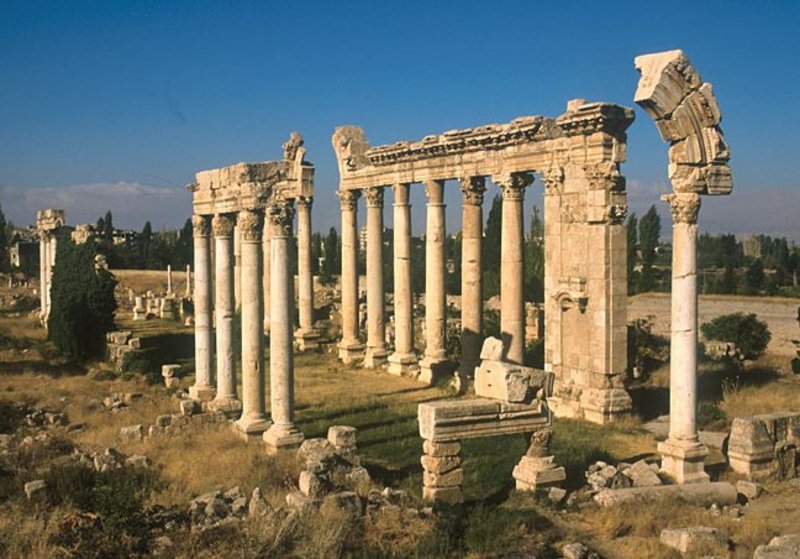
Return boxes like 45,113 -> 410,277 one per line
1,1 -> 798,237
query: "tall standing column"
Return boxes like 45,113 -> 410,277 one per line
233,225 -> 242,310
294,196 -> 319,350
495,172 -> 532,365
262,219 -> 271,333
235,210 -> 270,437
458,176 -> 486,390
46,234 -> 57,322
337,190 -> 365,363
38,232 -> 48,322
388,183 -> 418,376
189,215 -> 215,401
364,187 -> 388,368
208,214 -> 242,416
264,199 -> 305,451
658,193 -> 709,484
419,180 -> 447,384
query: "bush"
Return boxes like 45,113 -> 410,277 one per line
700,313 -> 771,362
627,316 -> 668,378
47,234 -> 117,361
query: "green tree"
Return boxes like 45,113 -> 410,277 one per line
48,233 -> 117,360
742,258 -> 765,295
0,204 -> 8,272
103,210 -> 114,242
638,205 -> 661,292
140,221 -> 153,267
524,204 -> 544,303
701,312 -> 771,362
482,195 -> 502,298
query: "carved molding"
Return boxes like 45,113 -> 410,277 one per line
212,214 -> 235,238
364,187 -> 384,208
192,214 -> 211,237
337,189 -> 361,212
460,176 -> 486,206
662,192 -> 701,224
268,200 -> 295,237
237,210 -> 263,242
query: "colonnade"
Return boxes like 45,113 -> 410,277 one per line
338,172 -> 537,387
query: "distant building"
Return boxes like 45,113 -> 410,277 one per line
742,235 -> 762,259
9,229 -> 40,275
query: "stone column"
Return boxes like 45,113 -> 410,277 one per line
658,193 -> 709,484
38,231 -> 48,321
189,215 -> 215,401
495,172 -> 532,365
458,176 -> 486,390
363,187 -> 388,368
419,180 -> 447,384
234,210 -> 270,437
166,265 -> 173,295
294,196 -> 319,350
337,190 -> 365,363
184,264 -> 192,298
233,225 -> 242,310
388,183 -> 418,376
264,200 -> 305,451
208,214 -> 242,416
262,219 -> 271,333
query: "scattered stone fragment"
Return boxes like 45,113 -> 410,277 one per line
753,534 -> 800,559
125,455 -> 150,468
180,399 -> 199,416
119,424 -> 144,442
623,460 -> 663,488
548,487 -> 567,504
660,526 -> 729,554
248,488 -> 269,518
24,479 -> 47,501
327,425 -> 357,450
322,491 -> 362,518
562,542 -> 590,559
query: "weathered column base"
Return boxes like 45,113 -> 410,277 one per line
658,438 -> 710,484
418,356 -> 449,385
387,352 -> 419,377
206,397 -> 243,418
294,329 -> 321,351
513,455 -> 566,490
233,417 -> 272,441
338,340 -> 365,364
188,384 -> 216,401
364,346 -> 389,369
263,423 -> 305,453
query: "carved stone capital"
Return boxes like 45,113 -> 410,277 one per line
460,176 -> 486,206
212,214 -> 235,238
494,172 -> 533,201
337,189 -> 361,212
364,187 -> 384,208
295,195 -> 313,210
268,200 -> 295,237
237,210 -> 263,242
584,162 -> 625,192
662,192 -> 701,224
540,166 -> 564,196
192,215 -> 211,237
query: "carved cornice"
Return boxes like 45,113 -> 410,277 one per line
237,210 -> 263,242
192,214 -> 211,237
212,214 -> 235,238
364,187 -> 384,208
662,193 -> 701,224
494,172 -> 533,201
460,176 -> 486,206
337,189 -> 361,212
268,200 -> 295,237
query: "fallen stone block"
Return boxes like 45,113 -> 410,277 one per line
754,534 -> 800,559
479,337 -> 504,361
248,488 -> 268,517
180,399 -> 199,416
736,480 -> 763,501
125,455 -> 150,468
660,526 -> 729,555
299,471 -> 328,498
327,425 -> 357,450
322,491 -> 361,518
594,481 -> 737,508
562,542 -> 590,559
119,424 -> 144,443
474,359 -> 550,404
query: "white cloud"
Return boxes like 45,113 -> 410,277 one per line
0,182 -> 191,230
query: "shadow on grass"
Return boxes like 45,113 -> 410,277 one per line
0,360 -> 86,378
140,333 -> 194,370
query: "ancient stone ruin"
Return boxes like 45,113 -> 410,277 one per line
36,208 -> 66,326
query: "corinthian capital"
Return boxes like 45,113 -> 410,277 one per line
192,215 -> 211,237
662,192 -> 701,224
268,199 -> 295,237
540,166 -> 564,196
212,214 -> 235,238
460,176 -> 486,206
337,189 -> 361,212
295,195 -> 314,210
237,210 -> 263,242
364,187 -> 384,208
494,172 -> 533,201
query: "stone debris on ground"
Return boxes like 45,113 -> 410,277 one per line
660,526 -> 730,555
753,534 -> 800,559
561,542 -> 601,559
584,459 -> 663,493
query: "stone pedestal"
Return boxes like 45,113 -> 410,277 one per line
264,200 -> 305,452
513,455 -> 566,490
658,193 -> 708,484
208,214 -> 242,417
235,210 -> 270,438
419,180 -> 448,384
388,183 -> 418,376
337,190 -> 365,363
364,187 -> 388,368
295,196 -> 319,351
458,177 -> 485,390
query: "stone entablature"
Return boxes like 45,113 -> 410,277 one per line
333,101 -> 633,189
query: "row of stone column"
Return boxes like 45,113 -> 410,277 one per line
190,198 -> 311,449
338,173 -> 535,386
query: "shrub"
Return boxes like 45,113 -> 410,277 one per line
47,234 -> 117,361
627,316 -> 668,379
700,313 -> 771,362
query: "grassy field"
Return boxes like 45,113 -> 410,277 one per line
2,288 -> 800,557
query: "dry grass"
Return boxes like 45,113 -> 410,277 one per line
114,270 -> 180,296
720,378 -> 800,418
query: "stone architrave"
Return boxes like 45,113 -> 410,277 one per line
294,196 -> 319,350
387,183 -> 419,376
208,214 -> 242,417
494,172 -> 533,365
363,187 -> 388,368
263,200 -> 305,452
337,189 -> 365,363
419,180 -> 448,384
189,215 -> 215,400
635,50 -> 733,483
234,210 -> 270,437
457,177 -> 485,391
